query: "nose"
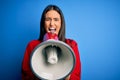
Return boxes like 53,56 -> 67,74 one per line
50,20 -> 54,26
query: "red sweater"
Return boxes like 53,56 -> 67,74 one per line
22,39 -> 81,80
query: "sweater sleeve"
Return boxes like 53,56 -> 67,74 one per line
22,40 -> 40,80
66,39 -> 81,80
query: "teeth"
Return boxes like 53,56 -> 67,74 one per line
50,27 -> 55,30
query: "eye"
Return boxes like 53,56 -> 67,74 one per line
45,18 -> 51,21
54,18 -> 59,21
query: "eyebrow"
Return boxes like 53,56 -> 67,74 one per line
45,17 -> 60,20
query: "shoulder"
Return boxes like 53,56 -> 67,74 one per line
28,40 -> 41,44
65,39 -> 78,48
65,38 -> 77,44
27,40 -> 42,49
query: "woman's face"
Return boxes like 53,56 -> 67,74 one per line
44,10 -> 61,35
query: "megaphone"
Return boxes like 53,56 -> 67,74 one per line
30,33 -> 76,80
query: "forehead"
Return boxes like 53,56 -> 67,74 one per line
45,10 -> 60,18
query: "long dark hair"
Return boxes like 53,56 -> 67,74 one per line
38,5 -> 66,42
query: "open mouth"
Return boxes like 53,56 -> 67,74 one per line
48,27 -> 56,33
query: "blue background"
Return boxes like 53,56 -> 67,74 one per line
0,0 -> 120,80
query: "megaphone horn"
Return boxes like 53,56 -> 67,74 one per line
30,33 -> 76,80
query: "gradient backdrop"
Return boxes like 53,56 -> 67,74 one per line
0,0 -> 120,80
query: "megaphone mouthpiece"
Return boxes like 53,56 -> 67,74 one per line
43,32 -> 58,41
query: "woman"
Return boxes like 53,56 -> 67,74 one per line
22,5 -> 81,80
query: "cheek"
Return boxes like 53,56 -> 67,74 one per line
44,22 -> 49,30
44,22 -> 48,27
58,23 -> 61,31
56,26 -> 61,34
56,21 -> 61,28
58,26 -> 61,31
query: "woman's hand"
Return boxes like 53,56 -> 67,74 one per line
65,75 -> 70,80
